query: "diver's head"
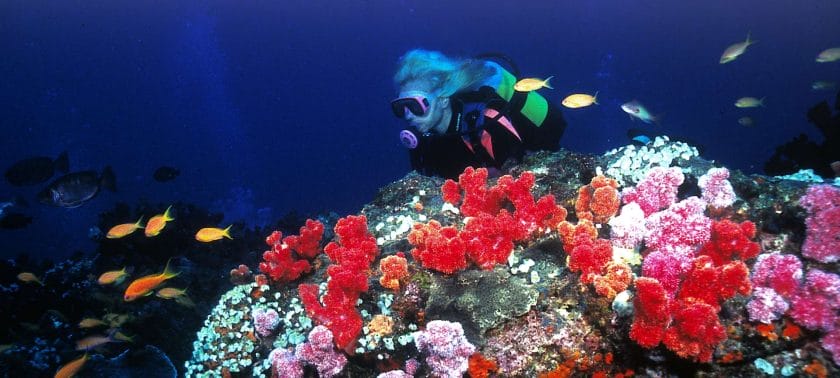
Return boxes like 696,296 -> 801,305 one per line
391,84 -> 451,135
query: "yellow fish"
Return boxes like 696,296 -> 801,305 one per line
75,333 -> 114,351
720,32 -> 756,64
144,205 -> 174,237
735,97 -> 765,108
78,318 -> 107,329
97,267 -> 129,285
514,76 -> 553,92
816,47 -> 840,63
561,92 -> 599,108
17,272 -> 44,286
156,287 -> 187,299
55,354 -> 88,378
112,330 -> 134,343
195,225 -> 233,242
106,216 -> 144,239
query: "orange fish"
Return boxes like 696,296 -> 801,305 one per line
106,216 -> 144,239
97,267 -> 129,285
123,259 -> 179,301
144,205 -> 174,237
17,272 -> 44,286
195,225 -> 233,242
55,354 -> 88,378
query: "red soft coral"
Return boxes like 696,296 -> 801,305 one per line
379,253 -> 409,291
461,211 -> 523,270
697,220 -> 760,266
662,300 -> 726,363
575,175 -> 620,223
408,221 -> 468,274
630,277 -> 670,348
568,233 -> 613,284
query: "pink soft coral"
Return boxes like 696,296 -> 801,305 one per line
799,184 -> 840,263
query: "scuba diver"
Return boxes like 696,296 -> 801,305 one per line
391,49 -> 567,179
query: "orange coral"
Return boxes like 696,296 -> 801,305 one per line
592,261 -> 634,299
467,353 -> 497,378
575,175 -> 620,223
367,314 -> 395,336
755,323 -> 778,341
782,319 -> 801,340
804,359 -> 827,378
378,254 -> 409,290
558,219 -> 598,253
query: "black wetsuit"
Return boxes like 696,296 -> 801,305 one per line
409,86 -> 567,179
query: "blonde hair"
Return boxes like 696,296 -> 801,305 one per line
394,49 -> 496,97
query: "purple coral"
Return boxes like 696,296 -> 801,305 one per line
621,166 -> 684,216
269,348 -> 303,378
799,184 -> 840,263
413,320 -> 476,378
747,287 -> 790,324
789,269 -> 840,332
295,325 -> 348,378
698,167 -> 736,208
644,197 -> 711,254
252,308 -> 281,337
608,202 -> 646,249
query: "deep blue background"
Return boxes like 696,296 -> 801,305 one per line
1,1 -> 839,260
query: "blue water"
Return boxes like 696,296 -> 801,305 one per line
1,1 -> 838,260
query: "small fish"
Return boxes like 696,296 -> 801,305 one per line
720,32 -> 756,64
174,295 -> 196,308
75,333 -> 115,351
0,344 -> 14,354
106,216 -> 144,239
514,76 -> 553,92
816,47 -> 840,63
124,259 -> 179,301
112,330 -> 134,343
626,128 -> 652,146
561,92 -> 599,108
738,116 -> 755,127
38,167 -> 116,208
4,151 -> 69,186
620,100 -> 659,124
97,267 -> 129,285
195,225 -> 233,242
735,97 -> 765,108
17,272 -> 44,286
78,318 -> 107,329
156,287 -> 187,299
145,205 -> 174,237
811,81 -> 836,91
54,354 -> 88,378
102,313 -> 132,328
153,166 -> 180,182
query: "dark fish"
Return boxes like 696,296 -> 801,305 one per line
4,151 -> 69,186
38,167 -> 116,208
153,166 -> 180,182
0,212 -> 31,229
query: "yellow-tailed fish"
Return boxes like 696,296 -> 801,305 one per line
195,225 -> 233,242
735,97 -> 765,108
112,330 -> 134,343
156,287 -> 187,299
514,76 -> 553,92
55,354 -> 88,378
123,259 -> 179,301
144,205 -> 174,237
17,272 -> 44,286
97,267 -> 129,285
720,32 -> 756,64
78,318 -> 107,329
561,92 -> 599,109
106,216 -> 144,239
816,47 -> 840,63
